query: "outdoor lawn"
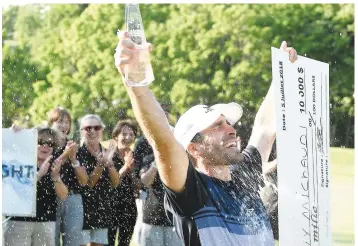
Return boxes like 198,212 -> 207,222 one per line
330,147 -> 355,246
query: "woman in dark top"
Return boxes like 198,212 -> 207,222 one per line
139,154 -> 182,246
4,127 -> 69,246
77,114 -> 120,246
107,120 -> 139,246
48,107 -> 89,246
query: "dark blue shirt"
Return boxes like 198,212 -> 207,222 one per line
164,146 -> 274,246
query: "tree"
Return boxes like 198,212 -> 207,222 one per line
2,5 -> 47,127
2,4 -> 354,147
27,4 -> 173,136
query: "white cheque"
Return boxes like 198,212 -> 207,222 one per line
271,47 -> 331,246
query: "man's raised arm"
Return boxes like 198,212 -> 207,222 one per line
248,41 -> 297,163
114,31 -> 189,193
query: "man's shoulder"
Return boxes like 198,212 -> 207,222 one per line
241,145 -> 261,162
242,145 -> 261,159
163,161 -> 209,217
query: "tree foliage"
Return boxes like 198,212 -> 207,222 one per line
2,3 -> 354,147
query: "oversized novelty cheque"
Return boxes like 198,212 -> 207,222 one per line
272,47 -> 331,246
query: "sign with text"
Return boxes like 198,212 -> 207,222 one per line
2,129 -> 37,217
271,47 -> 331,246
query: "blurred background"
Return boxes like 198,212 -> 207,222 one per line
2,3 -> 355,245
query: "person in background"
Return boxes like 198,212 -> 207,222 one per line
132,103 -> 172,245
107,120 -> 139,246
77,114 -> 120,246
4,127 -> 69,246
139,151 -> 183,246
48,107 -> 89,246
131,133 -> 150,245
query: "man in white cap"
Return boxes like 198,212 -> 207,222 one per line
114,31 -> 297,246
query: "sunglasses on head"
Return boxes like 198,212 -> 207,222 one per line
82,125 -> 102,132
38,139 -> 55,147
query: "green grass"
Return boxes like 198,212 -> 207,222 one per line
330,147 -> 355,246
330,147 -> 355,167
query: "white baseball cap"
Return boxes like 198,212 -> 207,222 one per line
174,102 -> 243,149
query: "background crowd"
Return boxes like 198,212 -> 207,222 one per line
3,106 -> 279,246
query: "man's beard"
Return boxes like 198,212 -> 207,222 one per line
204,143 -> 243,166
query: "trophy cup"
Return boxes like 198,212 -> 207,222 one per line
122,3 -> 154,87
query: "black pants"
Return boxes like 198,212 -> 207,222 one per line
107,214 -> 137,246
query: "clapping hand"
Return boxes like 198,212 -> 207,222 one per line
123,148 -> 135,171
37,155 -> 52,180
63,141 -> 78,162
96,148 -> 114,167
51,158 -> 62,181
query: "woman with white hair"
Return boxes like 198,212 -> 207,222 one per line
77,114 -> 120,246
